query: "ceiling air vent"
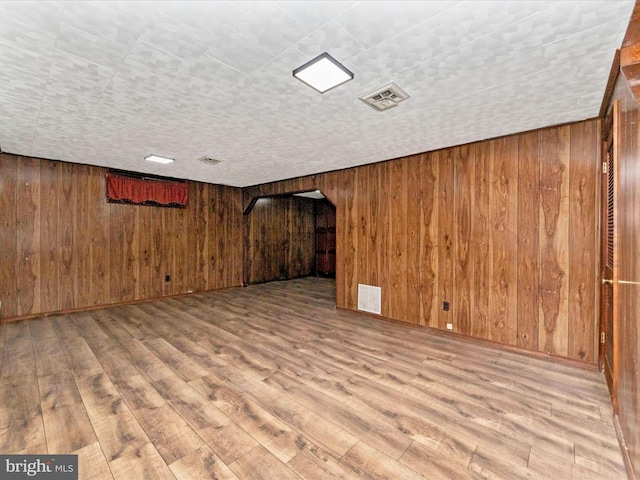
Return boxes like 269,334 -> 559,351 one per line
197,156 -> 223,166
359,82 -> 410,112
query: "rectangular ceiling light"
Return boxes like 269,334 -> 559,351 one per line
293,52 -> 354,93
144,154 -> 174,164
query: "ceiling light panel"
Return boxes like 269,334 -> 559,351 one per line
293,52 -> 354,93
145,154 -> 174,164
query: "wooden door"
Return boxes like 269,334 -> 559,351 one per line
600,105 -> 617,410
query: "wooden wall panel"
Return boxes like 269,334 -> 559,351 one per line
517,131 -> 540,351
109,203 -> 124,303
1,155 -> 242,321
377,161 -> 391,318
356,166 -> 370,287
172,204 -> 188,295
389,158 -> 408,321
57,162 -> 74,311
454,145 -> 473,335
406,155 -> 421,325
245,196 -> 315,285
240,120 -> 601,363
471,143 -> 490,339
138,205 -> 153,300
366,164 -> 379,287
437,149 -> 455,329
538,126 -> 570,357
419,152 -> 438,327
16,157 -> 41,316
161,208 -> 174,297
192,182 -> 209,292
39,160 -> 58,312
488,137 -> 519,346
341,168 -> 357,310
0,154 -> 18,318
568,119 -> 599,362
74,165 -> 92,308
89,167 -> 110,306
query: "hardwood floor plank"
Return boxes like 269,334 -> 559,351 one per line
287,445 -> 366,480
468,447 -> 543,480
41,403 -> 96,454
190,373 -> 307,463
108,442 -> 176,480
0,277 -> 624,479
229,445 -> 300,480
528,445 -> 623,480
263,371 -> 412,459
74,442 -> 114,480
0,376 -> 46,453
399,440 -> 476,480
169,445 -> 239,480
75,373 -> 150,462
341,440 -> 425,480
130,404 -> 204,465
153,374 -> 257,464
1,321 -> 37,380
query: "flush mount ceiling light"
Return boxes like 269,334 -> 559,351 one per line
144,154 -> 174,164
292,52 -> 354,93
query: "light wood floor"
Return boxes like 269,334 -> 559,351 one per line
0,277 -> 627,480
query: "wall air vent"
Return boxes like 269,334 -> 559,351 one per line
358,284 -> 381,315
359,82 -> 410,112
197,156 -> 223,166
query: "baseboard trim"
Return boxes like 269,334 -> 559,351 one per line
336,306 -> 599,371
614,414 -> 637,480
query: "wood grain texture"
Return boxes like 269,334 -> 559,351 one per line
17,157 -> 41,316
488,137 -> 518,346
377,161 -> 391,318
472,142 -> 490,339
57,162 -> 75,311
454,145 -> 473,335
39,160 -> 59,313
0,277 -> 625,479
609,71 -> 640,480
0,154 -> 18,318
240,120 -> 601,363
389,158 -> 408,321
89,167 -> 110,306
539,126 -> 570,357
437,149 -> 455,330
406,155 -> 421,324
245,196 -> 315,285
3,120 -> 601,366
568,119 -> 599,362
517,131 -> 540,351
1,156 -> 241,320
420,152 -> 438,327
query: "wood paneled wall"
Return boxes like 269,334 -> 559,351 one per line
0,154 -> 243,320
611,71 -> 640,479
243,119 -> 601,363
244,196 -> 315,284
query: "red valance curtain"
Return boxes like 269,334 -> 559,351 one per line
106,173 -> 188,207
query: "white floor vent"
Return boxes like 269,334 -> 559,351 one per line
358,284 -> 381,314
359,82 -> 410,112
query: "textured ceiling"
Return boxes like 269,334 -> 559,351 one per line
0,1 -> 634,187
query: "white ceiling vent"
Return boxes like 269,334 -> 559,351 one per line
197,156 -> 223,166
359,82 -> 410,112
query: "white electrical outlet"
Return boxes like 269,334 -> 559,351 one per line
446,323 -> 453,331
